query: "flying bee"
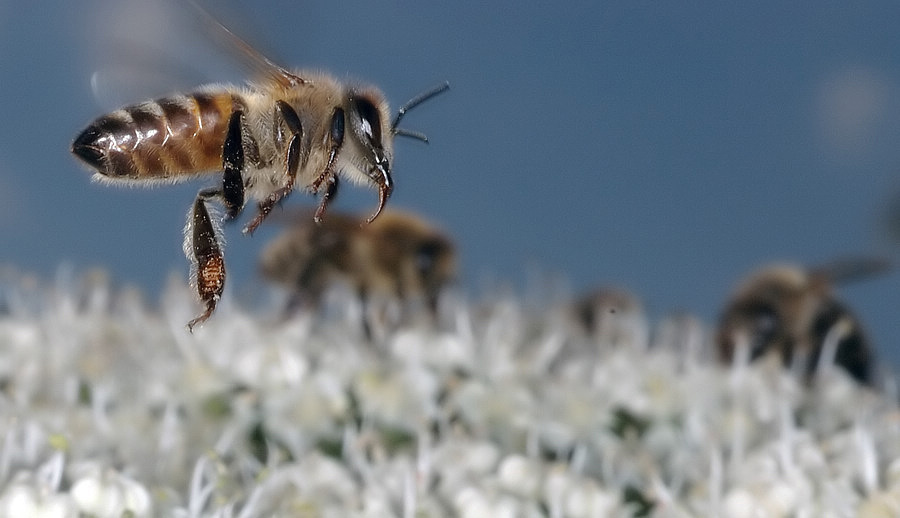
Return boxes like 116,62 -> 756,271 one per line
70,3 -> 449,330
716,258 -> 890,385
259,208 -> 456,325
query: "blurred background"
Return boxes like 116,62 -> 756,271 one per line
2,1 -> 900,366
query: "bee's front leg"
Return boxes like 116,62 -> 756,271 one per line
313,174 -> 339,223
185,192 -> 226,332
310,108 -> 345,224
243,101 -> 305,235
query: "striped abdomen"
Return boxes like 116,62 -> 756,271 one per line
72,91 -> 243,181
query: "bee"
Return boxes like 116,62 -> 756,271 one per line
569,287 -> 647,348
716,258 -> 890,384
259,208 -> 456,322
70,3 -> 449,330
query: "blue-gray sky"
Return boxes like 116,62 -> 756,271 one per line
2,1 -> 900,367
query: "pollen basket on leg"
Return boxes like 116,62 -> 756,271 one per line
197,254 -> 226,301
182,198 -> 225,274
184,196 -> 226,330
183,198 -> 226,293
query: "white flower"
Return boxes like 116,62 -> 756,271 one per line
0,483 -> 78,518
69,464 -> 152,518
2,267 -> 900,516
497,454 -> 541,498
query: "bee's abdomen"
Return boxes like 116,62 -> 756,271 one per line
72,92 -> 242,180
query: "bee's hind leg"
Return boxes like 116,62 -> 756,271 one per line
185,190 -> 226,332
243,101 -> 305,235
181,109 -> 249,331
222,110 -> 246,220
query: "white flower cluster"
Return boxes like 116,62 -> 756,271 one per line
0,267 -> 898,517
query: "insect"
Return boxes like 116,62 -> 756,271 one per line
716,258 -> 890,385
259,208 -> 456,322
70,3 -> 449,330
569,287 -> 646,348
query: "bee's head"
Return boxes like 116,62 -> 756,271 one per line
343,88 -> 394,223
340,82 -> 448,224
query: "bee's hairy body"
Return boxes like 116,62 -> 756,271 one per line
75,72 -> 390,205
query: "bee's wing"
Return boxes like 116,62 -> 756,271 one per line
88,52 -> 209,112
77,0 -> 297,110
185,0 -> 303,89
810,256 -> 892,285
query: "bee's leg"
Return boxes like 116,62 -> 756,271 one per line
180,108 -> 246,330
243,101 -> 305,235
222,110 -> 246,220
185,190 -> 226,332
310,108 -> 345,223
313,175 -> 339,224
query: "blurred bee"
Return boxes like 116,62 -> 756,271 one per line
716,258 -> 890,384
70,2 -> 449,330
569,287 -> 647,348
259,208 -> 456,325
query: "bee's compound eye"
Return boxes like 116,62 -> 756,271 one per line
351,97 -> 383,146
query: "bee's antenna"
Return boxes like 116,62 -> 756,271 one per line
391,81 -> 450,139
393,128 -> 431,144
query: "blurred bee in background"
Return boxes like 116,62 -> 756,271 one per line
259,208 -> 456,333
716,258 -> 890,385
569,287 -> 647,348
70,1 -> 449,330
530,286 -> 647,378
